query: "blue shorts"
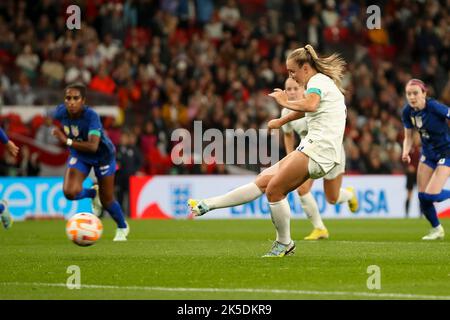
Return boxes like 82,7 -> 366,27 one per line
67,156 -> 116,179
420,154 -> 450,170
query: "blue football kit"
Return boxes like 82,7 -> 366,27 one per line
50,104 -> 116,178
402,98 -> 450,169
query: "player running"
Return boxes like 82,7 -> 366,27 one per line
189,45 -> 348,257
401,79 -> 450,240
0,127 -> 19,229
268,77 -> 357,240
50,83 -> 129,241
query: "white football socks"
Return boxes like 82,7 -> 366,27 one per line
299,192 -> 326,230
269,198 -> 292,245
337,188 -> 353,203
203,182 -> 263,210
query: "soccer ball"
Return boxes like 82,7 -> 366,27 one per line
66,212 -> 103,246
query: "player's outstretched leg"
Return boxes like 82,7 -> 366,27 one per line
187,199 -> 211,217
0,200 -> 13,230
188,182 -> 264,217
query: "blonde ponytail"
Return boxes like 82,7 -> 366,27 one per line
288,44 -> 347,93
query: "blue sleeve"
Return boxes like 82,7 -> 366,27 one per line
428,99 -> 450,119
0,128 -> 9,144
87,109 -> 102,137
48,104 -> 65,121
401,106 -> 413,129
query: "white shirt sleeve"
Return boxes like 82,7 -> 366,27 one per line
306,74 -> 326,100
280,108 -> 293,133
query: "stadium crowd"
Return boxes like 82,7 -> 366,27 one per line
0,0 -> 449,179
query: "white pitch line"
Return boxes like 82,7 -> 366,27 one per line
1,282 -> 450,300
315,240 -> 449,245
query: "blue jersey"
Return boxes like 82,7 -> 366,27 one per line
51,104 -> 116,166
0,128 -> 8,144
402,99 -> 450,161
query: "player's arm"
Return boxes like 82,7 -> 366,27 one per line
283,131 -> 295,154
48,104 -> 100,152
430,100 -> 450,119
402,128 -> 413,164
268,110 -> 304,131
0,128 -> 19,157
269,89 -> 320,112
52,128 -> 100,153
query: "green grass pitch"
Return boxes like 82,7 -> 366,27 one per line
0,218 -> 450,300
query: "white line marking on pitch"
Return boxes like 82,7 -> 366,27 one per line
1,282 -> 449,300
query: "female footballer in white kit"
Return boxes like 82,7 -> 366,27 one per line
189,45 -> 348,257
269,77 -> 357,241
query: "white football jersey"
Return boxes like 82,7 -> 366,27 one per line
300,73 -> 346,166
280,108 -> 308,139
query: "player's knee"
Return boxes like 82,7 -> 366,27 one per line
63,187 -> 81,200
325,192 -> 339,204
255,176 -> 268,193
326,195 -> 338,205
100,196 -> 114,208
297,185 -> 309,196
266,186 -> 283,203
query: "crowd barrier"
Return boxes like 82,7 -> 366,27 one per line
0,177 -> 93,220
130,175 -> 450,219
1,175 -> 448,220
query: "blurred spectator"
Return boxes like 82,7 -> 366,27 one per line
0,65 -> 11,105
0,64 -> 11,93
98,33 -> 120,64
0,148 -> 20,176
35,115 -> 59,147
83,40 -> 102,72
404,132 -> 421,218
9,73 -> 36,105
15,44 -> 40,80
40,49 -> 65,88
89,62 -> 116,95
219,0 -> 241,32
65,58 -> 92,86
19,145 -> 40,176
115,131 -> 143,214
161,89 -> 189,129
101,3 -> 126,42
321,0 -> 339,27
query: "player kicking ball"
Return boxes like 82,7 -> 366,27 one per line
189,78 -> 358,246
190,45 -> 349,257
268,78 -> 358,240
49,83 -> 129,241
0,128 -> 19,230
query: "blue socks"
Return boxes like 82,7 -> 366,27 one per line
106,201 -> 127,229
74,188 -> 97,200
73,189 -> 127,229
418,192 -> 441,228
419,190 -> 450,203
